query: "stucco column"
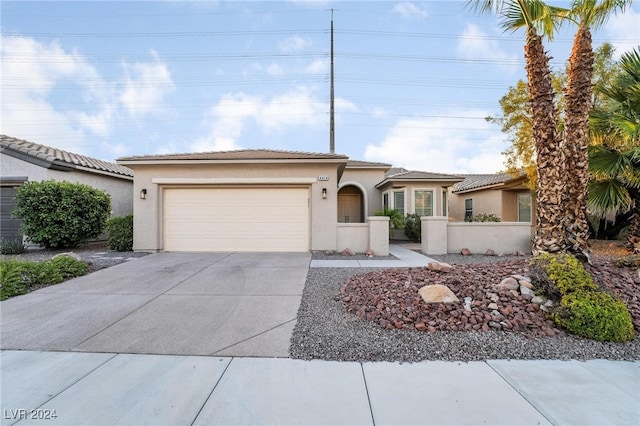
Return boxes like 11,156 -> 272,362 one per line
421,216 -> 448,255
368,216 -> 389,256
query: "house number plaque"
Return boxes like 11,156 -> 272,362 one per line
318,176 -> 329,181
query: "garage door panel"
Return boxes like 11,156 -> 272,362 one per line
164,187 -> 309,252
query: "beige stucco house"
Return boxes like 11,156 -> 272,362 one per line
0,135 -> 134,241
117,149 -> 468,253
448,172 -> 534,223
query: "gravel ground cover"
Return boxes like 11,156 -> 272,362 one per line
290,254 -> 640,362
311,251 -> 398,261
1,242 -> 150,273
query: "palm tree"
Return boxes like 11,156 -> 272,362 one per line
590,47 -> 640,252
467,0 -> 568,254
561,0 -> 631,256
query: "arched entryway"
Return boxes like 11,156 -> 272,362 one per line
338,185 -> 364,223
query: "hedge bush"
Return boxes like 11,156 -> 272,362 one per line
13,180 -> 111,249
403,214 -> 422,242
529,252 -> 635,342
555,292 -> 635,342
0,256 -> 88,300
107,215 -> 133,251
465,213 -> 502,222
530,253 -> 599,300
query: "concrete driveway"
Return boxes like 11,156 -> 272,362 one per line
0,252 -> 311,357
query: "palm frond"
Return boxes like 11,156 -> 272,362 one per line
587,179 -> 632,216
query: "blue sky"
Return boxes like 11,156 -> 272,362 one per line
2,1 -> 639,173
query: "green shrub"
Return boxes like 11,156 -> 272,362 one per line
13,180 -> 111,249
403,214 -> 422,242
0,238 -> 25,254
529,253 -> 599,300
374,209 -> 404,229
106,215 -> 133,251
555,292 -> 635,342
0,256 -> 88,300
49,255 -> 89,278
0,259 -> 39,299
466,213 -> 502,222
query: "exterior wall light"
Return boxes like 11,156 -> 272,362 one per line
140,188 -> 147,200
322,188 -> 327,199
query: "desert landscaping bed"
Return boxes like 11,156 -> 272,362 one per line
290,254 -> 640,362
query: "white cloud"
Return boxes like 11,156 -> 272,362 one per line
392,2 -> 429,19
193,86 -> 327,150
191,92 -> 259,152
364,110 -> 506,174
278,35 -> 312,52
305,59 -> 328,74
119,52 -> 175,117
0,36 -> 114,153
258,86 -> 325,131
603,8 -> 640,58
456,24 -> 518,73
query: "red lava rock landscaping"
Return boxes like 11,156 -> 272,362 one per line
339,257 -> 640,338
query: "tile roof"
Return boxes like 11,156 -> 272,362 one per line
117,149 -> 349,162
1,135 -> 133,178
376,169 -> 465,188
346,160 -> 392,168
452,171 -> 527,193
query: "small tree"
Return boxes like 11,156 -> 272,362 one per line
13,180 -> 111,249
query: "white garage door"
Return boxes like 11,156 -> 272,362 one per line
164,187 -> 309,252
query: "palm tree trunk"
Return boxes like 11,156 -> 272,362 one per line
564,26 -> 593,255
627,190 -> 640,253
526,32 -> 565,255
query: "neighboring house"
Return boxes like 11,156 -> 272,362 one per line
117,149 -> 465,253
448,172 -> 534,223
0,135 -> 134,242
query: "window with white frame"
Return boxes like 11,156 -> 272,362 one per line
383,192 -> 389,210
518,193 -> 532,222
414,190 -> 434,216
393,190 -> 405,216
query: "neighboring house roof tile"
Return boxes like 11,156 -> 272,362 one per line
451,171 -> 527,193
118,149 -> 348,162
0,135 -> 133,179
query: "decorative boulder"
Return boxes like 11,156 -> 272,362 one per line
427,262 -> 453,273
460,248 -> 472,256
485,249 -> 496,256
493,277 -> 520,291
53,252 -> 82,261
418,284 -> 460,304
365,249 -> 375,257
341,248 -> 355,256
324,250 -> 336,256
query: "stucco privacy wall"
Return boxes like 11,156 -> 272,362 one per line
421,217 -> 532,254
124,162 -> 342,252
336,217 -> 389,255
0,153 -> 133,217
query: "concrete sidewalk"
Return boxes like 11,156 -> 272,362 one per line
1,350 -> 638,426
310,244 -> 436,268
